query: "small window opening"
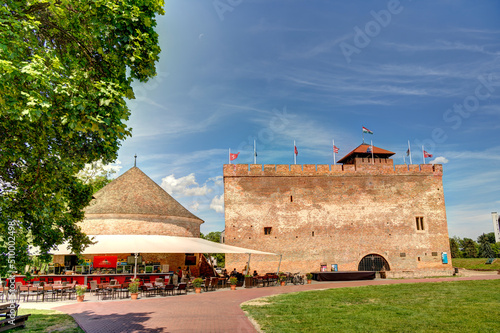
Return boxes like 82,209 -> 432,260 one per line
290,195 -> 293,202
415,217 -> 424,230
312,231 -> 315,237
264,227 -> 272,235
417,257 -> 421,261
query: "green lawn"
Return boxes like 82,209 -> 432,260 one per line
242,280 -> 500,333
452,258 -> 500,270
9,309 -> 83,332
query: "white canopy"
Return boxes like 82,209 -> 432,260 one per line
50,235 -> 276,256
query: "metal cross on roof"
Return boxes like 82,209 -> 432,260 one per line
134,154 -> 137,167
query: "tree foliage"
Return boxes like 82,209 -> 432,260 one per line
200,231 -> 225,268
0,0 -> 164,276
449,237 -> 461,258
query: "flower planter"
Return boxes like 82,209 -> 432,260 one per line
280,281 -> 285,286
77,295 -> 85,302
131,293 -> 139,300
244,276 -> 254,288
230,285 -> 236,290
195,287 -> 201,294
307,280 -> 312,284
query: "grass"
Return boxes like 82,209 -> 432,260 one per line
242,280 -> 500,333
9,309 -> 83,332
452,258 -> 500,270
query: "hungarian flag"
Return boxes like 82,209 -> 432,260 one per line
333,145 -> 339,153
230,152 -> 239,161
362,126 -> 373,134
294,146 -> 298,155
423,150 -> 433,158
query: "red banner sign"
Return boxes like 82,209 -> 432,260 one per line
93,256 -> 118,268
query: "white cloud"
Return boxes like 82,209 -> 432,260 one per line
210,195 -> 224,214
161,173 -> 212,197
189,201 -> 200,211
430,156 -> 449,164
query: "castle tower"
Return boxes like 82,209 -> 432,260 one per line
53,166 -> 204,269
224,147 -> 452,278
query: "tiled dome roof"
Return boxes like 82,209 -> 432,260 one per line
84,167 -> 203,222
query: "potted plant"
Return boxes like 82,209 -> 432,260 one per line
306,273 -> 313,284
192,278 -> 203,294
75,285 -> 87,302
229,277 -> 238,290
128,278 -> 140,300
279,274 -> 287,286
244,274 -> 253,288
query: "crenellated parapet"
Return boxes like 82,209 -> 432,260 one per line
223,163 -> 443,177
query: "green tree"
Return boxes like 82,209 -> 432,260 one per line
200,231 -> 225,268
0,0 -> 164,276
77,160 -> 120,194
477,232 -> 496,244
461,238 -> 478,258
449,237 -> 461,258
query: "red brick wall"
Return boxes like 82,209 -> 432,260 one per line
224,163 -> 453,278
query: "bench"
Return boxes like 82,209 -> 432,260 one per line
0,303 -> 30,332
485,258 -> 496,264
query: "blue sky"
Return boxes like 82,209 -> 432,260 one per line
112,0 -> 500,240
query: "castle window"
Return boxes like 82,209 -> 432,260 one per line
290,195 -> 293,202
400,253 -> 406,257
432,252 -> 438,256
264,227 -> 272,235
415,217 -> 424,231
312,231 -> 315,237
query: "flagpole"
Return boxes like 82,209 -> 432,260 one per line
229,148 -> 231,164
254,140 -> 257,164
293,140 -> 296,165
403,155 -> 406,165
422,145 -> 425,164
408,140 -> 412,164
371,140 -> 374,164
333,139 -> 336,165
362,129 -> 365,144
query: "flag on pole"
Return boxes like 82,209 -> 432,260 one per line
293,140 -> 297,164
253,140 -> 257,164
423,150 -> 433,158
230,152 -> 239,161
333,140 -> 339,164
362,126 -> 373,134
366,145 -> 372,153
407,140 -> 412,164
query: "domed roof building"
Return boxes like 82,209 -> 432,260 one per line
80,166 -> 203,237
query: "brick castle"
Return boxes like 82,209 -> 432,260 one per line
224,143 -> 453,278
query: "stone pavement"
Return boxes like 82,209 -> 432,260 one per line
52,274 -> 500,333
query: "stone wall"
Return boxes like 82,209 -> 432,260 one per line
224,163 -> 453,278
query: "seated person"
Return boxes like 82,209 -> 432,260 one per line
230,268 -> 238,277
253,270 -> 258,277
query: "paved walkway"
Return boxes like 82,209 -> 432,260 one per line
52,274 -> 500,333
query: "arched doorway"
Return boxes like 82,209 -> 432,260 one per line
358,254 -> 390,271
